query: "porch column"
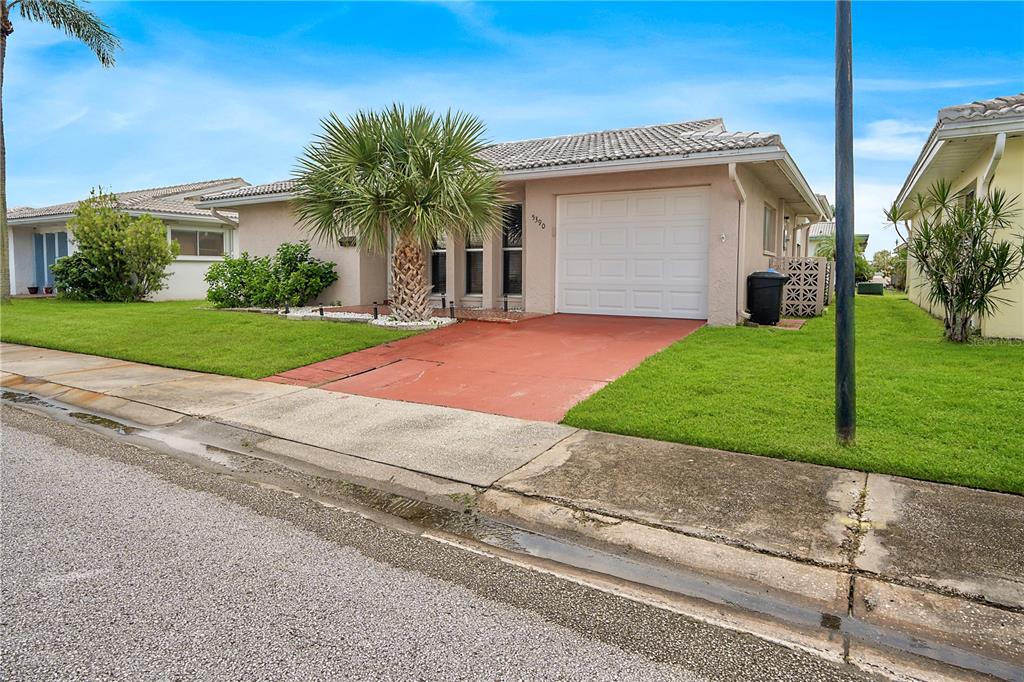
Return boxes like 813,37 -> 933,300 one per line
482,234 -> 501,309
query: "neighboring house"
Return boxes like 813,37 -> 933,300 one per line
803,220 -> 868,257
895,93 -> 1024,339
6,178 -> 248,300
200,118 -> 824,325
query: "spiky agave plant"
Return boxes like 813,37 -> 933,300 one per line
292,105 -> 504,322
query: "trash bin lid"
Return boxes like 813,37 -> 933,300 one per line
748,270 -> 790,280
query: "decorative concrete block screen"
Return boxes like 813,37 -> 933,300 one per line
770,257 -> 831,318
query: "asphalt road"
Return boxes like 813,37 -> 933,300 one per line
1,404 -> 867,681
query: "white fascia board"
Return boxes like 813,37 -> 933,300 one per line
197,191 -> 295,209
936,117 -> 1024,139
9,211 -> 229,227
7,216 -> 70,227
498,147 -> 786,181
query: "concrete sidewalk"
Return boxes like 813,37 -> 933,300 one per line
2,342 -> 1022,680
0,343 -> 572,487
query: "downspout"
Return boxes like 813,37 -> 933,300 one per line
729,163 -> 750,320
210,207 -> 238,227
979,132 -> 1006,196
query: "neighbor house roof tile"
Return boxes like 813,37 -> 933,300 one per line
937,93 -> 1024,124
8,178 -> 246,222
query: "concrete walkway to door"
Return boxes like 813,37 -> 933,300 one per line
264,314 -> 703,421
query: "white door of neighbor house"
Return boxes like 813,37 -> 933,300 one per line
556,187 -> 709,319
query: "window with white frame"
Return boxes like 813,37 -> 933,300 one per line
502,204 -> 523,296
465,233 -> 483,295
762,204 -> 778,255
430,237 -> 446,295
170,228 -> 226,257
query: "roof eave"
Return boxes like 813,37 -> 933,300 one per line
896,116 -> 1024,208
774,153 -> 827,218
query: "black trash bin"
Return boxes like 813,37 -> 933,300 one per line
746,270 -> 790,325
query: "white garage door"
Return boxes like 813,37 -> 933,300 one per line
556,187 -> 709,319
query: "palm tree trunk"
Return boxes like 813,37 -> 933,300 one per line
0,8 -> 11,304
389,232 -> 432,322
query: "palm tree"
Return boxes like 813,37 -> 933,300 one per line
1,0 -> 119,303
293,105 -> 504,322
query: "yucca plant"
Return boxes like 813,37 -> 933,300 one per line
292,105 -> 504,322
886,180 -> 1024,342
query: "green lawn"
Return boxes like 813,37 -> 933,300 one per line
564,295 -> 1024,494
0,299 -> 414,379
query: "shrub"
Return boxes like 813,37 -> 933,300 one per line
271,241 -> 338,307
52,252 -> 104,300
63,189 -> 179,301
205,241 -> 336,308
205,253 -> 276,308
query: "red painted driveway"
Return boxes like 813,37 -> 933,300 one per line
265,314 -> 703,421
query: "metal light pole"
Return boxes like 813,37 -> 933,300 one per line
835,0 -> 856,444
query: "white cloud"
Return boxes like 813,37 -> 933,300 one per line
854,119 -> 931,161
857,77 -> 1016,92
855,179 -> 905,254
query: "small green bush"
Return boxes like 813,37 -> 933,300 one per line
205,241 -> 336,308
205,253 -> 275,308
52,252 -> 104,300
60,189 -> 179,301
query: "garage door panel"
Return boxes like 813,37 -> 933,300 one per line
598,258 -> 628,279
634,196 -> 668,216
668,291 -> 705,316
631,259 -> 665,279
563,197 -> 594,219
563,258 -> 593,279
633,227 -> 666,248
668,257 -> 706,280
564,228 -> 594,248
632,290 -> 665,312
599,228 -> 628,248
598,198 -> 628,217
562,288 -> 592,309
557,187 -> 709,320
596,289 -> 628,311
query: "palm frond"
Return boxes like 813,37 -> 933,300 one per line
18,0 -> 120,66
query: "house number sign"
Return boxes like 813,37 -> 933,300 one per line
530,214 -> 547,230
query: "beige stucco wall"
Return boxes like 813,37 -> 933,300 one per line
236,201 -> 385,306
519,165 -> 743,326
907,136 -> 1024,339
227,165 -> 804,325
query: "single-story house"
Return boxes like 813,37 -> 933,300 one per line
200,118 -> 825,326
894,93 -> 1024,339
6,178 -> 248,300
802,220 -> 868,257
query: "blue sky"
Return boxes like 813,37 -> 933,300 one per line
8,1 -> 1023,254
